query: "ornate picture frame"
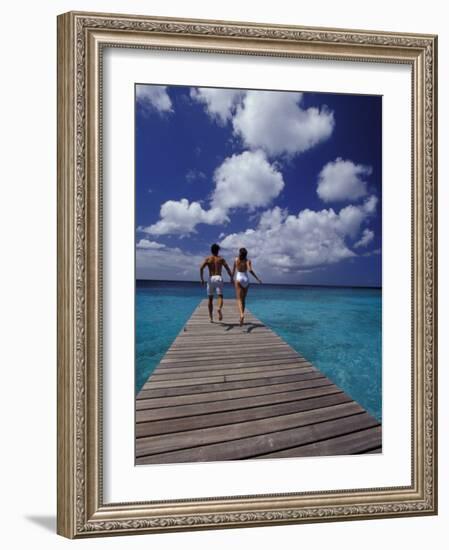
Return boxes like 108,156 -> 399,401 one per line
57,10 -> 438,538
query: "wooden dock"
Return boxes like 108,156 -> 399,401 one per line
135,299 -> 382,464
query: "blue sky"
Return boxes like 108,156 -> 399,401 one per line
135,84 -> 382,286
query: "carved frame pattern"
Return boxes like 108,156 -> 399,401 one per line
57,11 -> 437,538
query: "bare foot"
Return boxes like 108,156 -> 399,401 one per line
209,316 -> 213,323
239,315 -> 244,326
218,309 -> 223,321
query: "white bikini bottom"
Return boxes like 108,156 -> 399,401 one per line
236,271 -> 249,288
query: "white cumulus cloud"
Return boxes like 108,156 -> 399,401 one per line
136,239 -> 166,249
317,158 -> 373,202
190,88 -> 335,157
354,228 -> 375,248
142,199 -> 228,236
258,206 -> 288,230
137,245 -> 205,280
136,84 -> 173,114
232,91 -> 335,157
145,150 -> 285,236
211,150 -> 284,212
219,196 -> 378,276
190,87 -> 243,125
337,197 -> 377,238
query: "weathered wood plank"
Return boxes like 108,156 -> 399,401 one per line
163,348 -> 302,360
169,340 -> 286,349
225,368 -> 314,382
136,392 -> 352,437
139,370 -> 321,398
136,374 -> 328,410
138,369 -> 320,399
160,351 -> 301,365
153,359 -> 311,375
156,357 -> 309,370
136,413 -> 380,463
141,367 -> 323,390
136,384 -> 344,424
174,334 -> 281,342
142,375 -> 226,390
136,402 -> 365,457
257,425 -> 383,458
149,363 -> 311,381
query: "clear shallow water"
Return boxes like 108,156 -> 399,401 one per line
136,281 -> 382,421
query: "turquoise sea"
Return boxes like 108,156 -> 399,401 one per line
136,280 -> 382,421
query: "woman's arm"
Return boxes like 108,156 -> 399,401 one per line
231,259 -> 237,278
223,259 -> 234,283
248,260 -> 262,283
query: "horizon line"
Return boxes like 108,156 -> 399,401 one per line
136,278 -> 382,290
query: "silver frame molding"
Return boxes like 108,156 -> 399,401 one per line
57,10 -> 438,538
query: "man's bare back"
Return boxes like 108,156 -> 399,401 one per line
200,254 -> 233,283
203,255 -> 226,276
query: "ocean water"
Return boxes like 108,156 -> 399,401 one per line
136,280 -> 382,421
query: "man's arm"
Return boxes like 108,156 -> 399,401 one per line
199,257 -> 209,285
223,259 -> 234,283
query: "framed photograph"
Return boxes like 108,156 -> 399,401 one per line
57,10 -> 438,538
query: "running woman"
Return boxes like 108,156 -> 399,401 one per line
231,247 -> 262,326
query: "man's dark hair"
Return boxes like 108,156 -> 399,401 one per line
211,243 -> 220,255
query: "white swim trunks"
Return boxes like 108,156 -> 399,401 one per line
236,271 -> 249,288
207,275 -> 223,296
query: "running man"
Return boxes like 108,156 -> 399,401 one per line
200,243 -> 233,322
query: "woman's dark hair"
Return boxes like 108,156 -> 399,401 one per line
239,247 -> 248,261
211,243 -> 220,255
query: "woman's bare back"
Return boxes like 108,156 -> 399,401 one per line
235,257 -> 250,273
